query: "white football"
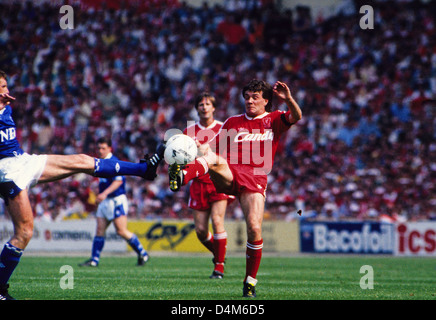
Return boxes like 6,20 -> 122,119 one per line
164,134 -> 198,165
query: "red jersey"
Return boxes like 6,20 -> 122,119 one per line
210,110 -> 293,176
184,120 -> 223,184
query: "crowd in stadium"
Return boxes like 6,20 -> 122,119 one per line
0,0 -> 435,222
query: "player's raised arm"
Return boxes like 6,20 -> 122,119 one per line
273,81 -> 302,124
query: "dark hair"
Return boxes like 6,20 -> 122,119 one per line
0,70 -> 7,81
242,79 -> 273,112
194,92 -> 216,109
97,137 -> 112,147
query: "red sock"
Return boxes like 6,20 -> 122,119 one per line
245,239 -> 263,282
213,232 -> 227,273
200,232 -> 214,253
183,157 -> 209,185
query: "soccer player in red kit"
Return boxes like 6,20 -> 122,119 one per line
184,92 -> 234,279
169,79 -> 302,297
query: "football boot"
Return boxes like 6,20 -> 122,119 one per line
79,258 -> 98,267
168,163 -> 185,192
242,282 -> 256,298
137,254 -> 149,266
209,270 -> 224,279
0,284 -> 15,300
141,143 -> 166,181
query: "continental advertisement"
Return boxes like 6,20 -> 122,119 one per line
0,220 -> 125,252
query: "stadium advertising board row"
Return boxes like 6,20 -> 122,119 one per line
300,221 -> 436,256
0,219 -> 435,256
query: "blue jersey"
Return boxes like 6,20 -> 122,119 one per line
0,105 -> 24,159
98,154 -> 126,198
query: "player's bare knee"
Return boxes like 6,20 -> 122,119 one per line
75,153 -> 94,169
14,225 -> 33,247
210,215 -> 220,227
246,225 -> 262,241
195,227 -> 208,241
211,216 -> 224,231
116,228 -> 130,239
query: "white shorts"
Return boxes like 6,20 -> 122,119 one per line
96,194 -> 128,221
0,153 -> 47,202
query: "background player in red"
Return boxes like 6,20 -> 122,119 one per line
169,79 -> 302,297
183,93 -> 234,279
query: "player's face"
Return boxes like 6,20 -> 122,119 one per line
97,143 -> 111,159
0,78 -> 10,110
0,78 -> 8,95
196,97 -> 215,121
244,91 -> 268,117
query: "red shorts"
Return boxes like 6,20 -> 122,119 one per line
226,164 -> 268,197
189,179 -> 234,211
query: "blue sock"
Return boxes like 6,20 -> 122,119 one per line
91,236 -> 105,264
94,158 -> 147,178
0,242 -> 24,285
127,234 -> 147,257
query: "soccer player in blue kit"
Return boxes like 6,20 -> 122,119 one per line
79,137 -> 149,268
0,70 -> 164,300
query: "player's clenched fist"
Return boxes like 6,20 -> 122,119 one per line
0,93 -> 15,106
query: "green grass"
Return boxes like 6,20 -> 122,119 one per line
9,255 -> 436,300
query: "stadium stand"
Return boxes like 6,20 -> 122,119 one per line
0,0 -> 434,222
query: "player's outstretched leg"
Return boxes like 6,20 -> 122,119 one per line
94,143 -> 165,181
169,157 -> 209,192
141,143 -> 166,181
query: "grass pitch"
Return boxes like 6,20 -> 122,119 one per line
9,254 -> 436,300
